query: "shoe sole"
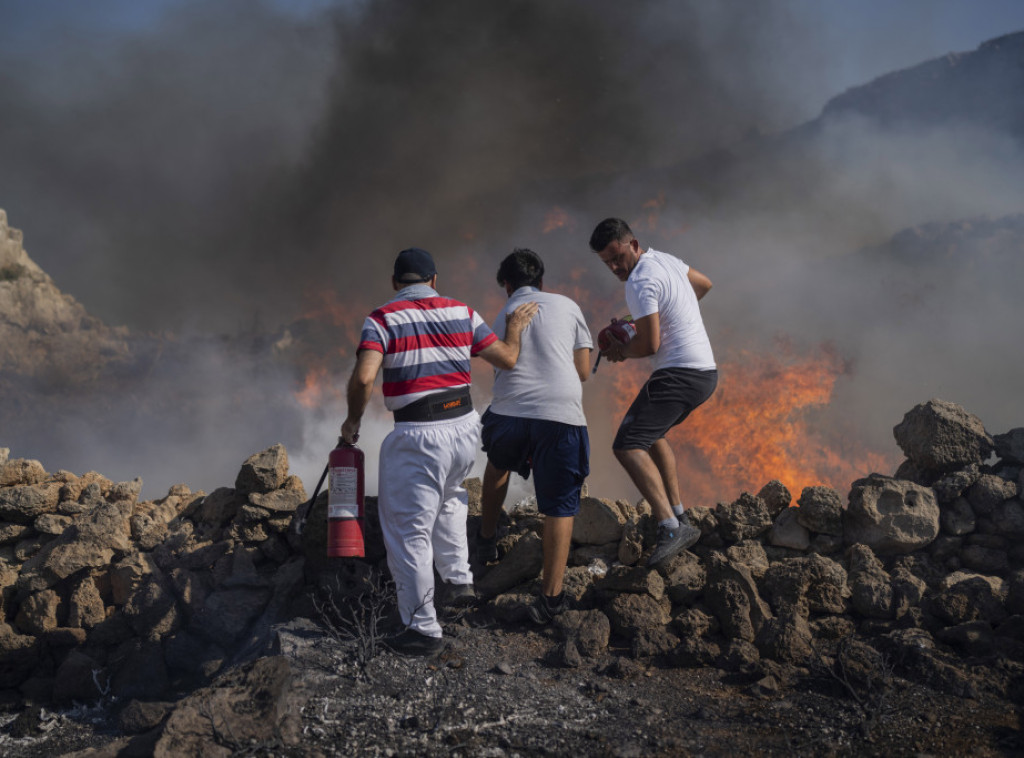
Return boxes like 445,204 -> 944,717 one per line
388,642 -> 444,657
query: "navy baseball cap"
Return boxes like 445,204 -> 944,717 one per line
394,248 -> 437,283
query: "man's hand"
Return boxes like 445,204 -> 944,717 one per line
341,417 -> 360,444
602,334 -> 628,363
480,301 -> 540,370
505,301 -> 539,337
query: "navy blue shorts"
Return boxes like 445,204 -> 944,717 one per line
480,408 -> 590,518
613,368 -> 718,451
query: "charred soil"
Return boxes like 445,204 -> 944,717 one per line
1,606 -> 1021,758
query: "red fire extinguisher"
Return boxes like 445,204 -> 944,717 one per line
327,436 -> 365,558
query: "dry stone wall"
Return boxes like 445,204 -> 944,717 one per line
0,444 -> 310,707
1,398 -> 1022,708
476,398 -> 1024,690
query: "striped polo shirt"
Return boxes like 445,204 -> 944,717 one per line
358,284 -> 498,411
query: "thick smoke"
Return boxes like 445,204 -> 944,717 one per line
0,0 -> 836,331
1,1 -> 1022,501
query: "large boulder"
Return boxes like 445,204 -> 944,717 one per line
17,500 -> 134,593
662,551 -> 707,604
768,507 -> 810,551
0,483 -> 61,524
755,607 -> 813,664
932,466 -> 982,504
598,565 -> 665,599
554,610 -> 611,658
604,593 -> 671,639
795,486 -> 844,536
715,493 -> 772,542
966,474 -> 1018,516
572,497 -> 626,545
153,656 -> 304,757
235,444 -> 290,495
756,480 -> 792,517
994,428 -> 1024,465
703,553 -> 772,642
928,573 -> 1008,626
893,399 -> 994,477
847,544 -> 894,619
844,474 -> 940,554
0,458 -> 48,487
762,554 -> 849,615
475,532 -> 544,599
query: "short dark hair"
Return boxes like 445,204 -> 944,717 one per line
496,248 -> 544,290
589,218 -> 634,252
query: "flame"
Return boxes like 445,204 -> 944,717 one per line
543,206 -> 573,234
286,222 -> 897,507
297,288 -> 365,346
642,193 -> 666,230
295,365 -> 342,409
290,288 -> 369,409
635,192 -> 690,241
603,341 -> 896,505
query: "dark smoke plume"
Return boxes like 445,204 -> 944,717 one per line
1,1 -> 1022,500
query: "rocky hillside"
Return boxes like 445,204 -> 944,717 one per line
1,399 -> 1022,756
0,210 -> 131,385
818,31 -> 1024,138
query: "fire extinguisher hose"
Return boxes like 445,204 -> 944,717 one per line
290,463 -> 328,538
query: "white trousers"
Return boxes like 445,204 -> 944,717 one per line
378,411 -> 479,637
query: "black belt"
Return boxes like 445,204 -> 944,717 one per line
393,388 -> 473,423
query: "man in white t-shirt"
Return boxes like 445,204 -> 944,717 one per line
589,218 -> 718,568
477,248 -> 593,623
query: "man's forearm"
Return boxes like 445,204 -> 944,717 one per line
346,374 -> 373,424
622,339 -> 656,359
341,349 -> 384,443
499,328 -> 523,364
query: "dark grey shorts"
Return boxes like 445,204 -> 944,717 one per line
612,368 -> 718,451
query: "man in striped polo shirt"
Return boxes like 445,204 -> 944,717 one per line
341,247 -> 538,656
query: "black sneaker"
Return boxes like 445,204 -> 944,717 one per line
646,518 -> 701,568
475,531 -> 499,564
440,581 -> 476,608
527,592 -> 568,625
387,628 -> 444,657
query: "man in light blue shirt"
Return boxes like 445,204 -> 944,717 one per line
477,249 -> 592,624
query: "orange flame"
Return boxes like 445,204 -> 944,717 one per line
295,365 -> 343,409
543,206 -> 573,234
604,342 -> 896,505
290,288 -> 369,409
287,229 -> 897,507
635,193 -> 690,241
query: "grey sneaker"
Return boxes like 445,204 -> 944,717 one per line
527,592 -> 568,625
475,531 -> 499,564
646,519 -> 701,568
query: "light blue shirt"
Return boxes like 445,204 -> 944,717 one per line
489,287 -> 592,427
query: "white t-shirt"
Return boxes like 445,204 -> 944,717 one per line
624,248 -> 716,372
489,287 -> 592,427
